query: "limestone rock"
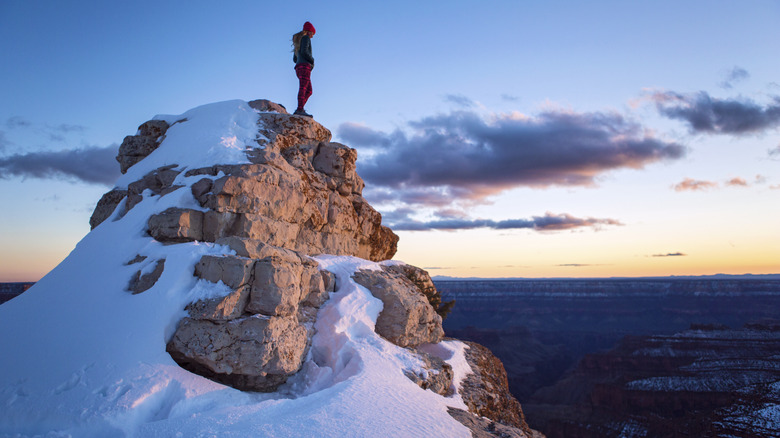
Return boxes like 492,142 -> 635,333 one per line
383,262 -> 448,314
460,340 -> 533,435
147,208 -> 204,242
247,256 -> 305,317
186,286 -> 249,321
216,236 -> 304,261
254,112 -> 331,151
127,259 -> 165,294
90,188 -> 128,229
352,266 -> 444,347
166,315 -> 308,392
168,249 -> 333,391
116,120 -> 170,174
248,99 -> 288,114
185,160 -> 397,261
194,255 -> 255,290
404,350 -> 454,396
126,165 -> 182,210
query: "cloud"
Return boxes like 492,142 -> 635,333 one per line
384,210 -> 622,232
719,66 -> 750,89
649,90 -> 780,135
0,145 -> 120,185
5,116 -> 31,129
770,145 -> 780,160
501,94 -> 520,102
725,177 -> 748,187
652,252 -> 687,257
444,94 -> 476,108
340,109 -> 684,206
673,178 -> 718,192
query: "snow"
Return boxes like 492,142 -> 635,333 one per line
116,100 -> 261,190
0,100 -> 473,437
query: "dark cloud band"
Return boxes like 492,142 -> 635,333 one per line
0,146 -> 119,185
385,210 -> 622,232
650,91 -> 780,135
340,109 -> 684,206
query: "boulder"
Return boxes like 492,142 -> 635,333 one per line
352,266 -> 444,347
127,259 -> 165,294
248,99 -> 288,114
166,315 -> 308,392
89,188 -> 127,229
384,263 -> 450,316
147,208 -> 204,242
116,119 -> 170,173
168,249 -> 333,391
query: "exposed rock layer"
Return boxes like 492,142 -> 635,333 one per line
525,323 -> 780,438
460,341 -> 534,435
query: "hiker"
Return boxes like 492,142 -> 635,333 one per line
292,22 -> 315,117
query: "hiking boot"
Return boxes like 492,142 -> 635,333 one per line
294,109 -> 312,118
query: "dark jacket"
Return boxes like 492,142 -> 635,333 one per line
293,35 -> 314,67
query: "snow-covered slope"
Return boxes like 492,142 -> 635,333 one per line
0,101 -> 476,437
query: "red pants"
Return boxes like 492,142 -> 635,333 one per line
295,64 -> 313,110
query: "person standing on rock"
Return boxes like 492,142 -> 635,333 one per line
292,21 -> 315,118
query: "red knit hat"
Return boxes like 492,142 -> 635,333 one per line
303,21 -> 316,35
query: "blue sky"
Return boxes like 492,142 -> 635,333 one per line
1,0 -> 779,281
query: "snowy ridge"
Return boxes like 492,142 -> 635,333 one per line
0,101 -> 475,437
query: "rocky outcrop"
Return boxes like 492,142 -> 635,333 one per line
352,265 -> 444,348
101,104 -> 398,260
94,99 -> 531,430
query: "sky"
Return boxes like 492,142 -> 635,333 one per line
1,0 -> 779,281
